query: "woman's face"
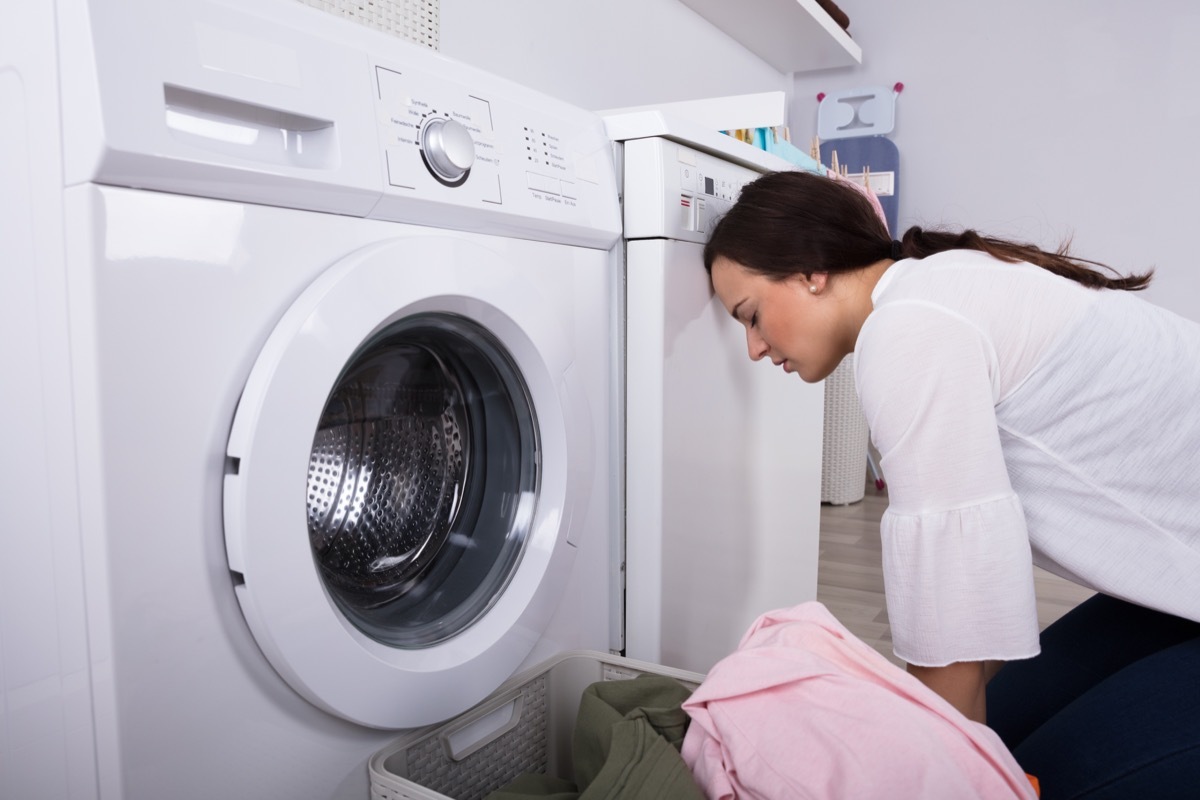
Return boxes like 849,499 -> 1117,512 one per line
710,256 -> 843,383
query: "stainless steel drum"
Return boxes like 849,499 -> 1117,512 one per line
305,314 -> 538,648
308,344 -> 468,607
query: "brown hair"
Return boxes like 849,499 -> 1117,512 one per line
703,170 -> 1153,291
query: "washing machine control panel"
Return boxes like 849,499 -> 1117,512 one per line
370,61 -> 620,247
622,137 -> 768,244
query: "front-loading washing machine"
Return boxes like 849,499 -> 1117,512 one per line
1,1 -> 621,797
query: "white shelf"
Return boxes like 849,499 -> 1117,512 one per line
679,0 -> 862,73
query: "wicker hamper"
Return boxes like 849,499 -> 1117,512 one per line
369,651 -> 705,800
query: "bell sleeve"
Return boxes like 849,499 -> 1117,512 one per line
854,301 -> 1041,667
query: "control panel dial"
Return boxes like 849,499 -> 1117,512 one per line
420,117 -> 475,185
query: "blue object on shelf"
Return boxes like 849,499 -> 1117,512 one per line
764,135 -> 826,175
723,128 -> 826,175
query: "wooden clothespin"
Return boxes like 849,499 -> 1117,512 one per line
810,136 -> 820,161
830,149 -> 840,175
863,165 -> 871,191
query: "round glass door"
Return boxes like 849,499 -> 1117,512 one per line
307,313 -> 539,648
223,233 -> 595,728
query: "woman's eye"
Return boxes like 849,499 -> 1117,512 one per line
750,312 -> 758,327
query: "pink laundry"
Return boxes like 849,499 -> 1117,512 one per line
681,602 -> 1037,800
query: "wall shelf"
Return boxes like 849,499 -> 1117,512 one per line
679,0 -> 862,73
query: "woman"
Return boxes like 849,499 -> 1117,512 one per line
704,169 -> 1200,798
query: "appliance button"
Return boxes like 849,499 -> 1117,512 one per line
421,117 -> 475,183
679,165 -> 697,192
526,172 -> 559,195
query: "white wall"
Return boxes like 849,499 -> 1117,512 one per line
439,0 -> 789,113
791,1 -> 1200,322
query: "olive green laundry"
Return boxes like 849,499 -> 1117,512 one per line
485,674 -> 704,800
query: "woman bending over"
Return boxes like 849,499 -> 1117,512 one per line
704,169 -> 1200,799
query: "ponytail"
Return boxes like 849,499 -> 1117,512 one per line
895,227 -> 1153,292
705,170 -> 1154,292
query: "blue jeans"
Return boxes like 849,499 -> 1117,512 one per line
986,594 -> 1200,799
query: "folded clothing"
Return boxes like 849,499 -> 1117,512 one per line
681,601 -> 1039,800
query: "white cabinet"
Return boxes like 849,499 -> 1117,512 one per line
679,0 -> 862,73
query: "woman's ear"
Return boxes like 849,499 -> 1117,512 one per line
808,272 -> 829,295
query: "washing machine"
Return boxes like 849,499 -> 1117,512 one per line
1,1 -> 622,797
605,111 -> 825,675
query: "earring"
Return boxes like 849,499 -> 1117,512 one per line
809,285 -> 818,294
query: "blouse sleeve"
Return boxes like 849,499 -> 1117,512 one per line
854,300 -> 1041,667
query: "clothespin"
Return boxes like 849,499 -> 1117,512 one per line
810,136 -> 820,161
863,165 -> 871,191
830,150 -> 840,174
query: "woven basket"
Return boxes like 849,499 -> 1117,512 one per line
821,355 -> 869,505
369,652 -> 704,800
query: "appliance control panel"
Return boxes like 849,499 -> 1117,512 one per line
371,61 -> 620,247
67,0 -> 620,251
621,137 -> 772,243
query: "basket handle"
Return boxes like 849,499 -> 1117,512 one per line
439,689 -> 526,762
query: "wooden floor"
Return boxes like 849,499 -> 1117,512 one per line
817,475 -> 1095,667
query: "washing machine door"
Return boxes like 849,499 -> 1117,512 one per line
223,234 -> 592,729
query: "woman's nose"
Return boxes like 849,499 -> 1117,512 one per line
746,328 -> 769,361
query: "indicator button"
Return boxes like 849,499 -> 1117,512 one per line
680,165 -> 697,192
527,172 -> 559,195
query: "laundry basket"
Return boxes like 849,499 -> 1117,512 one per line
369,651 -> 704,800
821,354 -> 870,505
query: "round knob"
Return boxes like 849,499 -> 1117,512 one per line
421,117 -> 475,183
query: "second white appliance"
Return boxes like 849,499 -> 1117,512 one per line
608,113 -> 825,674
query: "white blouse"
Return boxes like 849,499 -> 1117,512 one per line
854,250 -> 1200,667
